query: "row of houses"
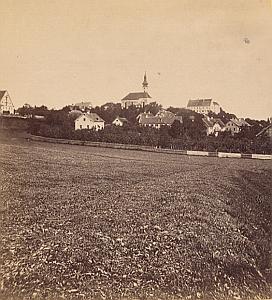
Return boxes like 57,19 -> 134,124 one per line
2,74 -> 271,138
74,110 -> 265,138
74,109 -> 183,131
202,116 -> 251,136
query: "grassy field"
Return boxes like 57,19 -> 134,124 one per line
0,135 -> 271,300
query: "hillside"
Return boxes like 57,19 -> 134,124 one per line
0,138 -> 271,300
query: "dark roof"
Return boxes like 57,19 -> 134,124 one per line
139,115 -> 182,126
76,113 -> 105,122
74,101 -> 92,107
228,118 -> 250,127
187,99 -> 212,107
113,116 -> 128,123
203,117 -> 225,128
122,92 -> 151,101
256,124 -> 272,137
0,90 -> 7,100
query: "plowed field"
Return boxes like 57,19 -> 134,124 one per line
0,137 -> 271,300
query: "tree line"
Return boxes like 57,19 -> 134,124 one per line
17,103 -> 271,154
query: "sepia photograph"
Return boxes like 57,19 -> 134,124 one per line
0,1 -> 271,299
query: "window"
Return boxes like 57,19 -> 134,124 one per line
80,125 -> 82,129
87,125 -> 89,129
83,118 -> 86,121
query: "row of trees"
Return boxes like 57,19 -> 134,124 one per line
17,103 -> 271,154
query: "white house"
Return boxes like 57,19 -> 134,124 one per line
0,90 -> 15,115
75,113 -> 105,131
202,116 -> 225,136
112,116 -> 128,126
187,99 -> 221,115
225,118 -> 250,135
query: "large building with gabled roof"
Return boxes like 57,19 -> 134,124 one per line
187,99 -> 220,115
121,73 -> 152,108
0,90 -> 15,115
74,113 -> 105,131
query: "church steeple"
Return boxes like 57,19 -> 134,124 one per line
142,72 -> 148,92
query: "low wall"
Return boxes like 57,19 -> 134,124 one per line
28,135 -> 272,160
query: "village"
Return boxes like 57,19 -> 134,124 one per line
0,73 -> 272,145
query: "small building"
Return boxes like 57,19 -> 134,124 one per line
202,116 -> 225,136
112,116 -> 128,126
256,118 -> 272,140
0,90 -> 15,115
121,73 -> 152,108
187,99 -> 220,115
72,101 -> 93,111
138,110 -> 182,129
75,113 -> 105,131
225,118 -> 250,135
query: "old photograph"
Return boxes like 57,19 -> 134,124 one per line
0,1 -> 271,299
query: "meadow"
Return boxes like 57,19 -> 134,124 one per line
0,136 -> 271,300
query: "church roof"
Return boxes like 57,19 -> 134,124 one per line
122,92 -> 151,101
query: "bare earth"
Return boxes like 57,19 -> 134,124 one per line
0,136 -> 271,300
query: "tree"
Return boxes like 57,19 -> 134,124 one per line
169,120 -> 182,138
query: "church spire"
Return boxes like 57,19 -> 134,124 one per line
142,72 -> 148,92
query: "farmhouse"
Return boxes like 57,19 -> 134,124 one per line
75,113 -> 105,131
225,118 -> 250,135
138,110 -> 182,129
187,99 -> 220,115
121,73 -> 152,108
202,116 -> 225,136
112,116 -> 128,126
0,90 -> 15,115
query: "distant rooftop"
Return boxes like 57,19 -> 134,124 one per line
187,99 -> 212,107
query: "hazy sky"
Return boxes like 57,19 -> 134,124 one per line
0,0 -> 272,119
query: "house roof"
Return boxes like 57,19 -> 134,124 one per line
155,109 -> 175,118
76,113 -> 104,122
187,99 -> 212,107
203,117 -> 225,128
256,124 -> 272,137
0,90 -> 7,101
122,92 -> 151,101
113,116 -> 128,123
74,101 -> 92,108
229,118 -> 250,127
139,115 -> 182,126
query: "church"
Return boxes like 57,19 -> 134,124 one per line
121,73 -> 152,109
